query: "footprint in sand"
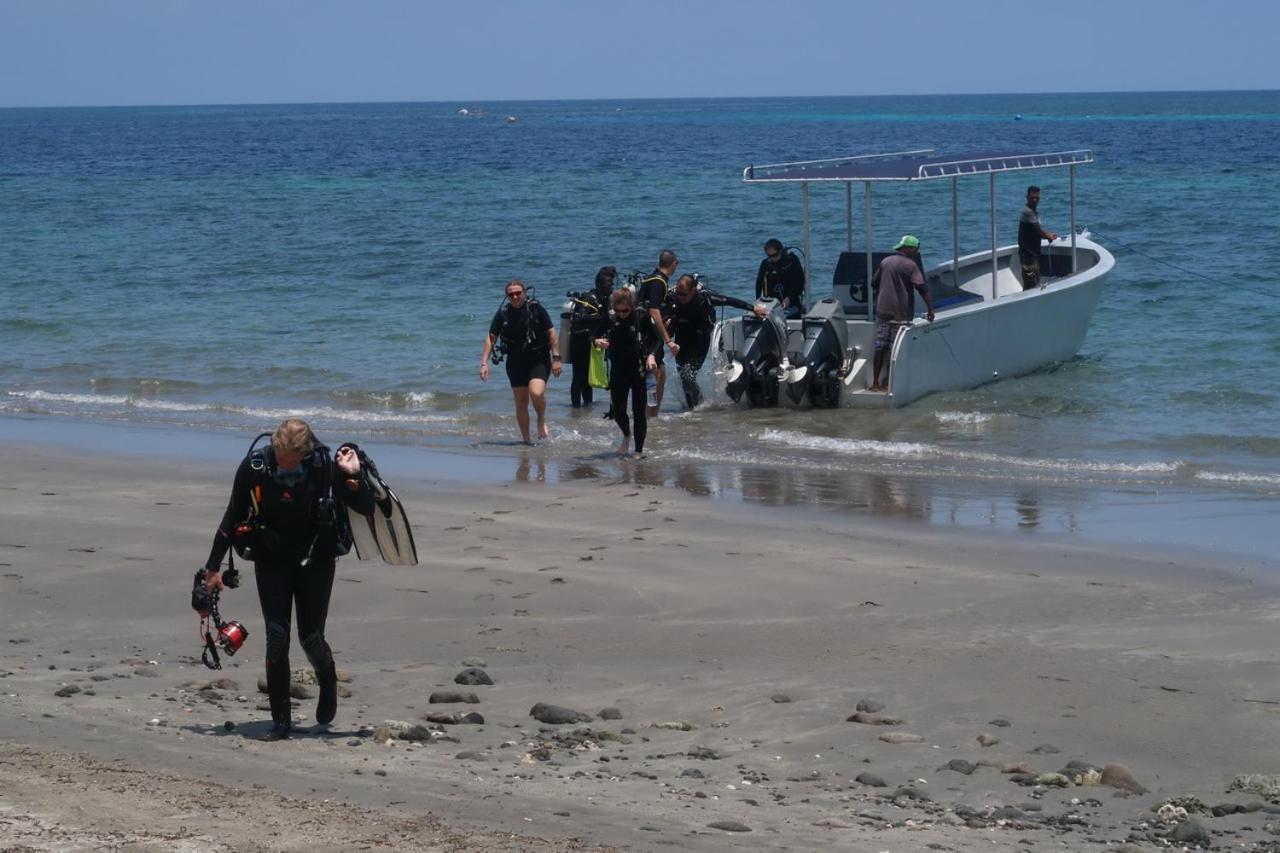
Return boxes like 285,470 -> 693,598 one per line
464,545 -> 483,552
444,526 -> 466,531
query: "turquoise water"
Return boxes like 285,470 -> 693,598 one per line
2,91 -> 1278,533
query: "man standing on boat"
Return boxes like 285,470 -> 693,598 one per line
1018,186 -> 1058,289
869,235 -> 934,394
638,250 -> 681,416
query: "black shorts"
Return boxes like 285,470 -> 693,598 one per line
505,355 -> 551,388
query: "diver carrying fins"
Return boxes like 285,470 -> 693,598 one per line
195,419 -> 418,741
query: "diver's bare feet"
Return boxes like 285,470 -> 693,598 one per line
538,424 -> 550,440
868,384 -> 882,393
617,436 -> 631,456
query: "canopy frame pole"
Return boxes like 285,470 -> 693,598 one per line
989,173 -> 998,301
1070,163 -> 1078,274
951,175 -> 960,290
845,182 -> 853,251
801,181 -> 811,311
864,181 -> 874,322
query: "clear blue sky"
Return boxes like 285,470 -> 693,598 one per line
2,0 -> 1277,107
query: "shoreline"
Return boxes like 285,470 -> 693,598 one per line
3,435 -> 1280,849
1,411 -> 1276,573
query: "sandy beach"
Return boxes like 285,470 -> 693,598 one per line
3,437 -> 1280,851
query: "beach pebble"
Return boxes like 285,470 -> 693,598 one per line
461,657 -> 487,668
707,820 -> 751,833
1170,817 -> 1211,847
890,785 -> 932,802
855,772 -> 888,787
977,734 -> 1000,747
856,699 -> 885,713
372,725 -> 392,741
424,712 -> 459,725
687,746 -> 724,760
223,720 -> 235,732
1033,772 -> 1071,787
1101,762 -> 1146,794
1059,761 -> 1103,785
598,707 -> 623,720
1211,802 -> 1246,817
847,711 -> 902,726
680,768 -> 705,779
1229,774 -> 1280,802
1003,761 -> 1035,774
812,818 -> 850,829
770,693 -> 791,703
878,732 -> 924,745
459,712 -> 484,725
989,718 -> 1011,727
651,720 -> 694,731
454,668 -> 493,686
529,703 -> 591,724
1029,743 -> 1060,754
944,759 -> 977,775
288,683 -> 313,700
54,685 -> 81,697
455,750 -> 486,760
429,690 -> 480,704
133,667 -> 160,678
399,724 -> 435,742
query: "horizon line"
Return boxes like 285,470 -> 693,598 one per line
2,86 -> 1277,111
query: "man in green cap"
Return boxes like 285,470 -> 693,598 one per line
869,234 -> 934,393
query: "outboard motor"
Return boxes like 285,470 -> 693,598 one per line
784,298 -> 848,407
724,300 -> 789,406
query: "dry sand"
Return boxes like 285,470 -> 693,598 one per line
3,440 -> 1280,851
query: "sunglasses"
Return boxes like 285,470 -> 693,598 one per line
506,290 -> 525,298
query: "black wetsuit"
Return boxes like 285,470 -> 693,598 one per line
489,301 -> 554,387
567,287 -> 610,407
602,311 -> 661,452
755,251 -> 805,317
667,289 -> 757,408
637,270 -> 671,365
205,447 -> 371,729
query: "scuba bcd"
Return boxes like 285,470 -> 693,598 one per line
231,432 -> 353,566
490,286 -> 549,365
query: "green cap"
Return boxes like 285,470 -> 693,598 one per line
893,234 -> 920,250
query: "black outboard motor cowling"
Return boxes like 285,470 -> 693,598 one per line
785,298 -> 848,407
724,309 -> 789,406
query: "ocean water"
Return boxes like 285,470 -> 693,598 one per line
2,92 -> 1278,544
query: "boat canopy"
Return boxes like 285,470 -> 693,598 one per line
742,148 -> 1094,314
743,149 -> 1093,184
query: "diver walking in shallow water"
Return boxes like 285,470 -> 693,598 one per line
567,266 -> 615,408
594,288 -> 660,455
200,418 -> 371,740
666,273 -> 766,409
480,280 -> 562,443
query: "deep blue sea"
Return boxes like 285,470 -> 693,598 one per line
2,92 -> 1278,551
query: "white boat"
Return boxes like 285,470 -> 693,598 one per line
716,149 -> 1114,408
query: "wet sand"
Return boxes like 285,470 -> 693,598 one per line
3,440 -> 1280,851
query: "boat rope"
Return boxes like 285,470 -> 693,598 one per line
1087,228 -> 1275,301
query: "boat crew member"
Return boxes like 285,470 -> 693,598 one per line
870,235 -> 934,393
568,266 -> 615,408
480,279 -> 562,443
594,288 -> 661,455
199,418 -> 371,741
666,274 -> 767,409
1018,185 -> 1058,289
754,238 -> 806,319
637,250 -> 681,416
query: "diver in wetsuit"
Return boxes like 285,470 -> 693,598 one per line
567,266 -> 615,408
200,418 -> 371,741
480,280 -> 562,444
594,288 -> 661,455
666,274 -> 767,409
755,238 -> 806,318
